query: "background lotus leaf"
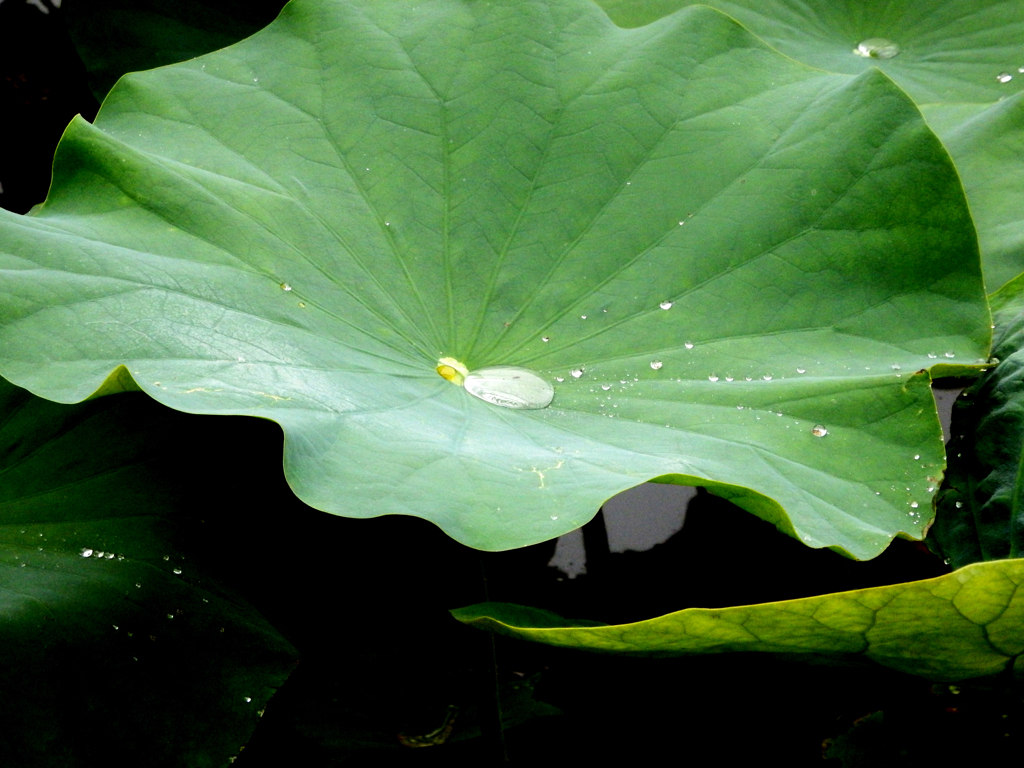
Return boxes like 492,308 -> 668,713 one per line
598,0 -> 1024,292
0,0 -> 989,556
452,557 -> 1024,682
0,377 -> 297,767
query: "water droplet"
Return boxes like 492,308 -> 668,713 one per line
542,336 -> 550,342
601,384 -> 611,391
910,501 -> 919,509
95,551 -> 104,558
796,368 -> 806,374
163,555 -> 170,561
708,374 -> 718,382
944,351 -> 955,358
955,501 -> 964,508
762,374 -> 773,381
927,486 -> 934,493
555,376 -> 564,382
891,363 -> 901,370
464,366 -> 555,409
684,342 -> 694,349
244,696 -> 252,703
167,614 -> 174,620
580,315 -> 587,320
105,552 -> 115,559
853,38 -> 901,59
737,405 -> 744,410
811,424 -> 828,437
927,353 -> 937,359
280,282 -> 292,291
384,221 -> 390,226
571,367 -> 584,379
135,583 -> 142,588
914,454 -> 920,460
173,568 -> 182,575
998,72 -> 1013,83
650,360 -> 663,370
725,376 -> 733,382
550,515 -> 558,521
660,301 -> 673,310
1019,67 -> 1024,74
80,548 -> 93,558
297,302 -> 306,308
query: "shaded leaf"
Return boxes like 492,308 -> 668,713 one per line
452,557 -> 1024,681
0,379 -> 297,767
933,277 -> 1024,568
0,0 -> 989,556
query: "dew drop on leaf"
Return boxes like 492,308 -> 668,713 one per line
708,374 -> 718,382
650,360 -> 663,370
852,38 -> 900,59
280,282 -> 292,291
463,367 -> 555,410
80,548 -> 93,558
811,425 -> 828,437
659,301 -> 673,310
684,342 -> 694,349
571,367 -> 584,379
998,72 -> 1013,83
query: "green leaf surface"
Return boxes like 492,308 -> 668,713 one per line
922,98 -> 1024,293
0,0 -> 989,556
597,0 -> 1024,105
63,0 -> 286,100
597,0 -> 1024,291
933,277 -> 1024,568
452,557 -> 1024,681
0,380 -> 297,767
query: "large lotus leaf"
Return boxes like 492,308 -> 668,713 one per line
0,0 -> 989,557
921,97 -> 1024,293
933,276 -> 1024,568
597,0 -> 1024,105
452,557 -> 1024,681
63,0 -> 287,100
0,378 -> 298,766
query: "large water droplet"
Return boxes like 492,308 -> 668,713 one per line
998,72 -> 1013,83
464,367 -> 554,410
571,367 -> 584,379
659,301 -> 673,310
853,38 -> 900,59
811,424 -> 828,437
650,360 -> 663,370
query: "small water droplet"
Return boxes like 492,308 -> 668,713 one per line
650,360 -> 663,370
708,374 -> 718,382
955,501 -> 964,508
173,568 -> 182,575
811,424 -> 828,437
136,583 -> 142,588
998,72 -> 1013,83
80,548 -> 93,558
244,697 -> 252,703
1019,67 -> 1024,74
910,501 -> 919,509
280,282 -> 292,291
927,353 -> 937,359
796,368 -> 806,374
167,614 -> 174,620
298,302 -> 306,308
762,374 -> 773,381
737,405 -> 744,410
853,38 -> 901,59
580,315 -> 587,320
105,552 -> 115,559
464,366 -> 555,409
555,376 -> 564,382
542,336 -> 550,342
163,555 -> 170,561
944,351 -> 955,358
571,367 -> 584,379
891,363 -> 901,370
659,301 -> 673,310
94,551 -> 104,558
550,515 -> 558,521
914,454 -> 920,460
601,384 -> 611,391
725,376 -> 733,382
927,486 -> 934,492
384,221 -> 390,226
684,342 -> 694,349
